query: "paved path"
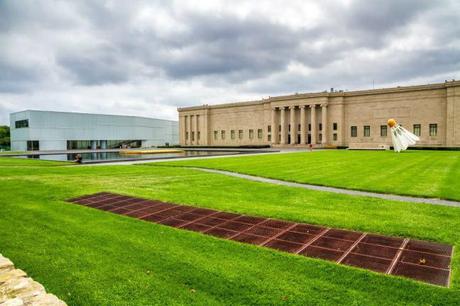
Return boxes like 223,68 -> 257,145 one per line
79,150 -> 296,166
191,167 -> 460,208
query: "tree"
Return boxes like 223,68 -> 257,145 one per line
0,125 -> 10,150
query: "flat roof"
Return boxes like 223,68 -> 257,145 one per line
11,109 -> 177,123
178,80 -> 460,111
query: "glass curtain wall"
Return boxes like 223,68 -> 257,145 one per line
67,140 -> 142,150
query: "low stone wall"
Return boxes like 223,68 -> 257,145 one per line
0,254 -> 66,306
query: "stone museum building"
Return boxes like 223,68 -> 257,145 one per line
178,80 -> 460,149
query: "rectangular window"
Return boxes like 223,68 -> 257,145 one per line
258,129 -> 263,139
27,140 -> 39,151
214,131 -> 218,140
429,124 -> 437,136
413,124 -> 421,136
238,130 -> 243,139
268,134 -> 272,142
351,126 -> 357,137
288,124 -> 291,132
333,122 -> 338,130
333,133 -> 337,141
186,132 -> 189,140
298,124 -> 301,131
191,131 -> 195,141
319,123 -> 322,131
380,125 -> 387,137
308,124 -> 311,131
268,125 -> 271,133
231,130 -> 235,139
221,130 -> 225,139
197,131 -> 200,140
364,125 -> 370,137
279,124 -> 281,132
15,119 -> 29,129
319,134 -> 322,142
249,129 -> 254,139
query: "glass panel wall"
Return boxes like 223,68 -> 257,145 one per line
67,140 -> 142,150
27,140 -> 39,151
15,120 -> 29,129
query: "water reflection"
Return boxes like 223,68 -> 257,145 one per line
22,150 -> 241,163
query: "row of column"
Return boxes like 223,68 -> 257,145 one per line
271,104 -> 328,145
183,114 -> 200,144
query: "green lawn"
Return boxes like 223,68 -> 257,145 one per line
1,158 -> 460,305
159,150 -> 460,200
0,151 -> 25,155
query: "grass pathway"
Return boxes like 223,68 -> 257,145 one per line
190,167 -> 460,207
158,150 -> 460,201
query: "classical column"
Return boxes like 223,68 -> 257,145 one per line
280,107 -> 287,144
300,105 -> 306,144
321,104 -> 328,145
289,106 -> 296,144
180,115 -> 186,145
203,108 -> 210,146
195,114 -> 200,145
271,107 -> 278,145
310,105 -> 317,144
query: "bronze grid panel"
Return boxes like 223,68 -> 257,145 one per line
68,192 -> 453,287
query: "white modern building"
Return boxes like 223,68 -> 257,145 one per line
10,110 -> 179,151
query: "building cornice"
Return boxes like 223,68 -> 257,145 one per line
177,80 -> 460,112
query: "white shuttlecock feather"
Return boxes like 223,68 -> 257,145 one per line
388,119 -> 419,152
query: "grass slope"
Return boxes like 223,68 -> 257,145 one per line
158,150 -> 460,200
1,158 -> 460,305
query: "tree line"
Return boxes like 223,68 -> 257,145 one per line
0,126 -> 10,150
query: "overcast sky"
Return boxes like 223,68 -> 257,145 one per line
1,0 -> 459,125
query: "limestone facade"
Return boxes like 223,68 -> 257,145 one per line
178,80 -> 460,148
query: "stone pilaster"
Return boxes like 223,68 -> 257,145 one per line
188,115 -> 193,145
195,114 -> 200,145
271,107 -> 279,145
179,115 -> 186,146
321,104 -> 328,145
446,85 -> 459,146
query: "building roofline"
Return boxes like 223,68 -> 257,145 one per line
10,109 -> 178,123
178,80 -> 460,111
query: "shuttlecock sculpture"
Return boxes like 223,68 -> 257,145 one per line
387,118 -> 419,152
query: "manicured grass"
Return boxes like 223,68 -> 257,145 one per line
1,158 -> 460,305
159,150 -> 460,200
0,156 -> 66,166
0,151 -> 25,155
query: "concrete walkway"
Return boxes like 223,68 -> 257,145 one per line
78,150 -> 294,166
190,167 -> 460,208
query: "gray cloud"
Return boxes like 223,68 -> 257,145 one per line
0,0 -> 459,125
